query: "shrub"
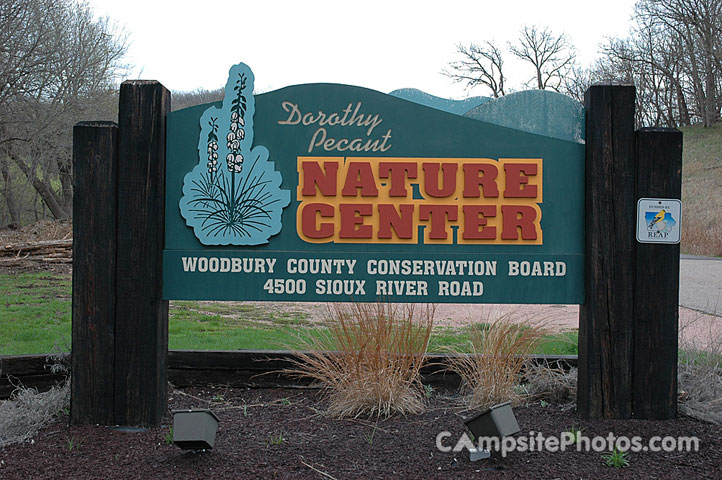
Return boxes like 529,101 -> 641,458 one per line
445,315 -> 547,410
286,302 -> 435,418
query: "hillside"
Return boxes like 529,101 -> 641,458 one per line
679,123 -> 722,257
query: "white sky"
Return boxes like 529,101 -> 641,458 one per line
87,0 -> 638,98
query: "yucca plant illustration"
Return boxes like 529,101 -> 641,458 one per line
179,62 -> 289,245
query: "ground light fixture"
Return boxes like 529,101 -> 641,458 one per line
172,409 -> 220,450
463,401 -> 520,461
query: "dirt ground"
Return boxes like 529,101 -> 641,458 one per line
0,220 -> 72,246
256,301 -> 722,351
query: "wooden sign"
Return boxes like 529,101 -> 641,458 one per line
163,62 -> 585,303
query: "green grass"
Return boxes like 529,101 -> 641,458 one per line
0,273 -> 72,355
537,330 -> 579,355
168,317 -> 327,350
678,346 -> 722,367
428,323 -> 578,355
1,271 -> 579,355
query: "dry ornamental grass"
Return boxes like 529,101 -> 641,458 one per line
678,318 -> 722,425
285,302 -> 435,418
445,315 -> 548,410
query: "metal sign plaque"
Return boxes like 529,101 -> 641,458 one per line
636,198 -> 682,244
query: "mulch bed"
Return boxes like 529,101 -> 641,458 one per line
1,386 -> 719,479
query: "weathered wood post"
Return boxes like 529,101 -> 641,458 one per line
71,122 -> 119,425
71,81 -> 170,426
579,85 -> 682,420
578,84 -> 637,418
633,128 -> 682,419
114,80 -> 171,426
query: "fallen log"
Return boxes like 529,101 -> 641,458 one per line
40,257 -> 73,263
0,239 -> 73,257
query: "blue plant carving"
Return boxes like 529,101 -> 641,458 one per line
179,63 -> 290,245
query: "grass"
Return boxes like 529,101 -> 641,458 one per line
566,426 -> 583,444
602,448 -> 629,468
522,362 -> 578,403
679,123 -> 722,257
678,324 -> 722,425
164,427 -> 174,446
1,272 -> 580,355
0,273 -> 72,355
267,432 -> 284,446
430,324 -> 578,355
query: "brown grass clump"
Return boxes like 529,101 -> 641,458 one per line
681,217 -> 722,257
679,123 -> 722,257
286,302 -> 435,418
678,317 -> 722,425
523,363 -> 578,404
445,315 -> 547,410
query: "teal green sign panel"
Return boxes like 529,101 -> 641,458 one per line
164,62 -> 585,303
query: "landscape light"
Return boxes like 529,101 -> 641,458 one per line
172,409 -> 220,450
463,401 -> 520,461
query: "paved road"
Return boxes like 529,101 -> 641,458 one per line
680,255 -> 722,316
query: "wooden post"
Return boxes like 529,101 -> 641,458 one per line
578,84 -> 637,419
114,81 -> 171,426
71,122 -> 118,425
633,128 -> 682,419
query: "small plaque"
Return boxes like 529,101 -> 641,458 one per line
636,198 -> 682,244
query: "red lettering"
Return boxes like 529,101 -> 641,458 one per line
501,205 -> 538,240
463,163 -> 499,198
301,161 -> 338,196
462,205 -> 497,240
339,204 -> 373,238
419,205 -> 458,239
504,163 -> 537,198
379,162 -> 418,197
341,162 -> 379,197
377,204 -> 414,239
422,163 -> 457,198
301,203 -> 334,238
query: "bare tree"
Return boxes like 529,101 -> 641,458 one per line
0,147 -> 21,225
509,25 -> 576,92
560,65 -> 596,104
443,41 -> 506,98
0,0 -> 127,224
444,2 -> 721,129
172,87 -> 225,111
596,0 -> 721,127
635,0 -> 721,126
